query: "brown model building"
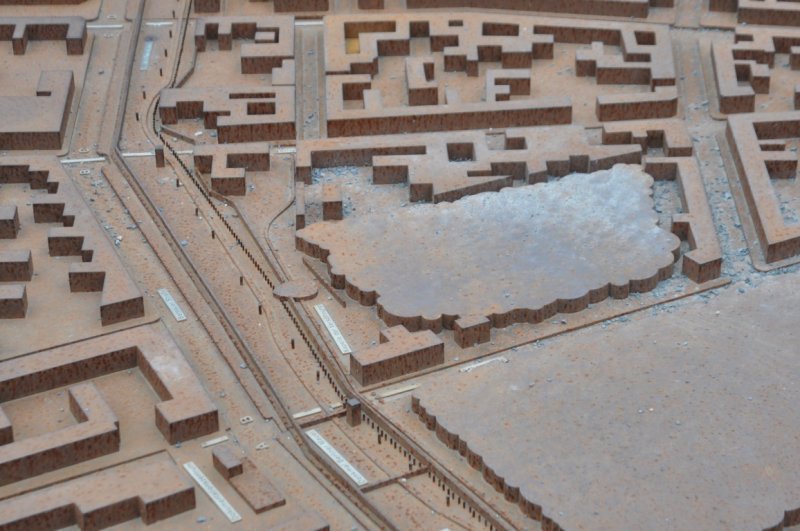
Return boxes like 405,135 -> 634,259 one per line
0,0 -> 797,530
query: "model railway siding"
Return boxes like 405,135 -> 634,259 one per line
150,104 -> 515,531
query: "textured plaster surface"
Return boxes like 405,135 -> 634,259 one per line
298,164 -> 679,323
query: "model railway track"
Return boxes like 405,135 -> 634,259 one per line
126,2 -> 518,529
105,2 -> 386,529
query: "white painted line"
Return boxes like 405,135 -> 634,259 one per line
314,304 -> 351,355
145,21 -> 174,27
87,24 -> 124,29
201,435 -> 229,448
377,384 -> 419,399
275,146 -> 297,154
293,406 -> 322,419
175,149 -> 193,155
121,151 -> 154,158
158,288 -> 187,322
295,20 -> 324,26
459,356 -> 509,374
60,157 -> 106,165
140,38 -> 154,71
306,429 -> 368,486
183,462 -> 242,523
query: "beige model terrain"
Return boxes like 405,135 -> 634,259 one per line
0,1 -> 797,530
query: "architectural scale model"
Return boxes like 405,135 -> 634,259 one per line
0,0 -> 796,530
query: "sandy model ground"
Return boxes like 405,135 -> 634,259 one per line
0,0 -> 799,530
